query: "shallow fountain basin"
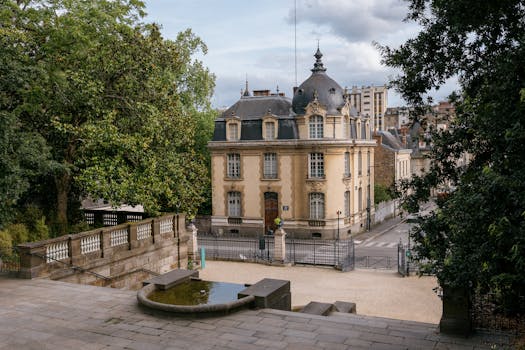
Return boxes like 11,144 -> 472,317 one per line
137,275 -> 255,315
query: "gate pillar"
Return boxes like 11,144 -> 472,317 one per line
274,228 -> 286,263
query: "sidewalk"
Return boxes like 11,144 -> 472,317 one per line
353,215 -> 405,242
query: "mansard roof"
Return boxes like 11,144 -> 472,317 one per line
220,95 -> 293,120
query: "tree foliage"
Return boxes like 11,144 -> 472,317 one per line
378,0 -> 525,309
1,0 -> 215,234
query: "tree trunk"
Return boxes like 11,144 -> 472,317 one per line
55,171 -> 71,236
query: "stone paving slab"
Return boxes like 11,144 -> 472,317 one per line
0,277 -> 515,349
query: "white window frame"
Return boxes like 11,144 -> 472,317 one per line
228,122 -> 239,141
265,121 -> 276,140
309,193 -> 325,219
309,115 -> 324,139
344,191 -> 351,217
358,151 -> 362,176
227,153 -> 240,178
309,153 -> 324,178
227,191 -> 241,217
263,153 -> 278,179
344,152 -> 350,177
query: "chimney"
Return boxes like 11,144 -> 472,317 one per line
253,89 -> 270,96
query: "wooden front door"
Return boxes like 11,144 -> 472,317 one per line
264,192 -> 278,234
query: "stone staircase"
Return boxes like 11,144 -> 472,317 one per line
299,300 -> 357,317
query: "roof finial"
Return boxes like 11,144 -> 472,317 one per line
311,44 -> 327,73
243,74 -> 250,97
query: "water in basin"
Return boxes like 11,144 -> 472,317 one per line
147,280 -> 247,305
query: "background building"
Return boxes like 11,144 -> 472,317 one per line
208,49 -> 376,239
349,85 -> 388,131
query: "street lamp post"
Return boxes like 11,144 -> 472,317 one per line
336,210 -> 341,240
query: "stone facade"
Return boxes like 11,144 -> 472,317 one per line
17,214 -> 189,289
209,49 -> 376,239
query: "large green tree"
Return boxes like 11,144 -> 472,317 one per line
378,0 -> 525,311
1,0 -> 215,234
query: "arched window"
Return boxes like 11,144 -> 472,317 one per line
309,115 -> 323,139
309,193 -> 325,219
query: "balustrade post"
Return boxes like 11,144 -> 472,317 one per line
129,223 -> 138,249
152,218 -> 161,244
17,244 -> 46,279
70,236 -> 82,266
101,229 -> 111,258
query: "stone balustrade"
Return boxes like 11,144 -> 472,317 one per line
17,214 -> 189,286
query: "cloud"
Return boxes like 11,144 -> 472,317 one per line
288,0 -> 413,43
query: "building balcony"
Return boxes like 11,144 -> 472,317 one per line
228,217 -> 243,225
308,220 -> 326,227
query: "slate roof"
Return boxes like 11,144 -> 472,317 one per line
292,49 -> 345,115
220,95 -> 292,120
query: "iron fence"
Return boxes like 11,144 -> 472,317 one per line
197,234 -> 274,262
197,234 -> 354,270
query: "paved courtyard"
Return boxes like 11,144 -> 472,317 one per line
0,276 -> 513,349
200,261 -> 441,324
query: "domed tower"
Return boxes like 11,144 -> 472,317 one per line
292,48 -> 346,116
208,48 -> 376,241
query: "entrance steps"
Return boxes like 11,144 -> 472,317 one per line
299,300 -> 356,316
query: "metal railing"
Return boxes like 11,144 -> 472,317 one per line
197,234 -> 354,271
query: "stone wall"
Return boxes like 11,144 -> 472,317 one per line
17,214 -> 189,289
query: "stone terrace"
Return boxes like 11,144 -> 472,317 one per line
0,277 -> 512,349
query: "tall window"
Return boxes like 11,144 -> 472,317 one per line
344,191 -> 351,217
358,187 -> 363,212
309,115 -> 323,139
227,153 -> 240,178
309,153 -> 324,178
344,152 -> 350,177
367,151 -> 370,174
358,151 -> 362,176
228,123 -> 239,141
227,191 -> 241,217
309,193 -> 325,219
263,153 -> 277,179
265,121 -> 275,140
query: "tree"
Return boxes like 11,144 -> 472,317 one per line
378,0 -> 525,312
1,0 -> 215,235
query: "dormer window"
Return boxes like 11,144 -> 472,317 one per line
309,115 -> 323,139
264,121 -> 276,140
227,121 -> 240,141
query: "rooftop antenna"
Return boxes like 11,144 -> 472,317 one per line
294,0 -> 297,87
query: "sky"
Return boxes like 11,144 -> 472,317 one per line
142,0 -> 457,110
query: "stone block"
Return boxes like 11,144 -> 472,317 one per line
333,301 -> 356,314
300,302 -> 333,316
238,278 -> 291,311
142,268 -> 198,290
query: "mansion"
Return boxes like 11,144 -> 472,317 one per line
208,49 -> 377,239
